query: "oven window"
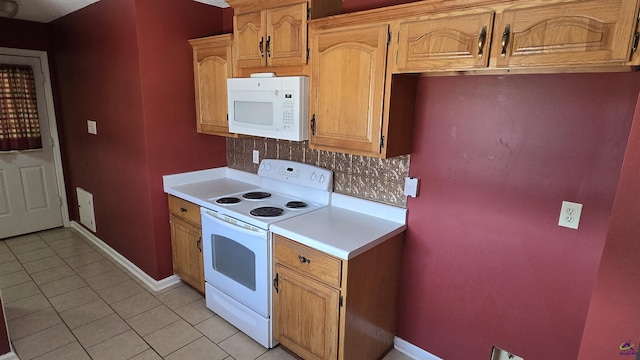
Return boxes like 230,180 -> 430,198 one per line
212,235 -> 256,291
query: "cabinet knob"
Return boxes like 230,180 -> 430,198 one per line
298,255 -> 311,264
180,207 -> 187,213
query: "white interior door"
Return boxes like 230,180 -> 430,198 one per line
0,51 -> 66,239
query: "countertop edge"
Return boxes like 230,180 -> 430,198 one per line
270,222 -> 407,260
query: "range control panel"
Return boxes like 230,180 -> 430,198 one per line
258,159 -> 332,191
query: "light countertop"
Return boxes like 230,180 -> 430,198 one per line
163,168 -> 407,260
163,167 -> 260,208
270,193 -> 406,260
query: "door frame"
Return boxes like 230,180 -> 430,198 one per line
0,47 -> 70,228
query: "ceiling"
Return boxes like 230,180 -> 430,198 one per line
1,0 -> 229,23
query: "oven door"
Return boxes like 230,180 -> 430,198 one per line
201,208 -> 269,317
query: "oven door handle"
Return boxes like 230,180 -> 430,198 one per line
201,209 -> 268,237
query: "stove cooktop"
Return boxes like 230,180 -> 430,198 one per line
202,159 -> 333,229
205,188 -> 324,229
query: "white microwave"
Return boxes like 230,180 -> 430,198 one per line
227,75 -> 309,141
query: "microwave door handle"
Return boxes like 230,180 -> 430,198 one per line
202,210 -> 267,237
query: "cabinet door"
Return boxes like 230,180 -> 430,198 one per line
394,12 -> 494,72
236,11 -> 267,68
495,0 -> 639,67
267,3 -> 308,67
273,264 -> 340,360
192,35 -> 235,137
309,23 -> 389,156
170,215 -> 205,293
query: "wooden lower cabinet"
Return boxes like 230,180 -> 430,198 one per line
168,196 -> 205,293
274,264 -> 340,359
273,233 -> 404,360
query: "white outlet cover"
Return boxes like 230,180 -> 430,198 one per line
252,150 -> 260,164
87,120 -> 97,135
558,201 -> 583,230
404,177 -> 419,197
491,347 -> 524,360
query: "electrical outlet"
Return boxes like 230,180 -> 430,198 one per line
252,150 -> 260,164
491,347 -> 524,360
558,201 -> 583,230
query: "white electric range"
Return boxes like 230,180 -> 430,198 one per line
200,159 -> 333,348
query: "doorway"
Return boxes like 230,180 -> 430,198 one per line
0,48 -> 69,239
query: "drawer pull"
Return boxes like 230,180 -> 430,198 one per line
180,207 -> 187,213
297,255 -> 311,264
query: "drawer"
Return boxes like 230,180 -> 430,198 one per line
274,234 -> 342,288
168,195 -> 201,225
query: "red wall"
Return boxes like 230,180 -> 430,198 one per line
50,0 -> 227,279
398,73 -> 640,359
0,18 -> 50,51
577,92 -> 640,359
135,0 -> 228,278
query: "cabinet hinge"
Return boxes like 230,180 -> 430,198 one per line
380,135 -> 385,151
226,113 -> 229,122
307,48 -> 310,60
339,296 -> 343,307
633,32 -> 640,53
387,31 -> 392,45
307,8 -> 311,20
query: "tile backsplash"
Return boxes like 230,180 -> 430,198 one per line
226,138 -> 410,208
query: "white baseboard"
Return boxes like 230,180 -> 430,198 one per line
70,221 -> 181,292
0,351 -> 19,360
394,337 -> 443,360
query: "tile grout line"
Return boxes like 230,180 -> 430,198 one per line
3,230 -> 270,360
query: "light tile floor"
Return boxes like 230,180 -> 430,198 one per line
0,228 -> 414,360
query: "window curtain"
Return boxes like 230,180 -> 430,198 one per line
0,64 -> 42,151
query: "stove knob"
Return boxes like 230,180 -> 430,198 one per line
259,163 -> 265,171
319,174 -> 325,183
266,163 -> 272,171
310,172 -> 317,181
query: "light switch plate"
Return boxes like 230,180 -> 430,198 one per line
252,150 -> 259,164
558,201 -> 583,229
87,120 -> 97,135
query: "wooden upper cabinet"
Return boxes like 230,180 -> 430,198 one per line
495,0 -> 640,67
229,0 -> 342,72
309,24 -> 390,157
309,21 -> 416,158
393,11 -> 495,72
235,11 -> 266,68
236,4 -> 308,68
189,34 -> 237,137
268,3 -> 308,67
